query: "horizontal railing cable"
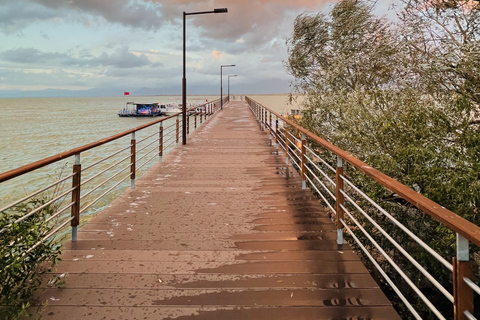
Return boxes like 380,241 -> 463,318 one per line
464,311 -> 477,320
5,186 -> 75,228
341,204 -> 446,320
136,145 -> 159,164
305,146 -> 336,173
464,278 -> 480,296
45,202 -> 75,224
305,174 -> 336,214
0,172 -> 75,215
340,189 -> 454,302
82,144 -> 132,172
137,152 -> 160,172
305,155 -> 336,187
25,217 -> 75,255
81,154 -> 131,187
304,165 -> 336,201
80,164 -> 130,202
137,130 -> 159,144
340,218 -> 423,320
136,138 -> 159,154
341,174 -> 453,272
80,173 -> 131,215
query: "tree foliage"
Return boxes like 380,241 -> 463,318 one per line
286,0 -> 480,318
0,198 -> 62,320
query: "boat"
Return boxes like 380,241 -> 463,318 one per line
158,104 -> 182,116
118,102 -> 162,117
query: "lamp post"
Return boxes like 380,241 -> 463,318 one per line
228,75 -> 237,101
220,64 -> 235,110
183,8 -> 228,145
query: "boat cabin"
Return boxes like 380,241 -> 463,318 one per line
118,102 -> 162,117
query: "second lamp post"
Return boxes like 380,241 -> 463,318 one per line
220,64 -> 235,110
228,74 -> 237,101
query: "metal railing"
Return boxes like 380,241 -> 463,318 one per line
246,96 -> 480,320
0,97 -> 225,255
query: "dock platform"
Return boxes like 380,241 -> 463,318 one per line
37,101 -> 400,319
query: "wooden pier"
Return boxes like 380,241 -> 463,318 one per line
36,101 -> 400,319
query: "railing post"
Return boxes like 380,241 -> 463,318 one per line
453,234 -> 473,320
275,117 -> 279,150
194,111 -> 197,129
71,153 -> 81,242
261,106 -> 264,131
200,108 -> 203,124
336,156 -> 344,245
265,109 -> 268,133
159,122 -> 163,163
187,112 -> 190,137
205,105 -> 207,121
284,123 -> 289,165
269,112 -> 273,146
131,132 -> 136,189
176,116 -> 179,144
301,133 -> 306,190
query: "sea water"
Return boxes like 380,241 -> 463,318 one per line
0,94 -> 301,211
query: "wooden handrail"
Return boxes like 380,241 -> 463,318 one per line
245,96 -> 480,247
0,100 -> 220,184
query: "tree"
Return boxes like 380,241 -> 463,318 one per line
286,0 -> 480,318
399,0 -> 480,106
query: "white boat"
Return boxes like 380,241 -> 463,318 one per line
158,104 -> 182,116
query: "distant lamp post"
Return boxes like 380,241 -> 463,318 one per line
220,64 -> 235,110
182,8 -> 228,145
228,75 -> 237,102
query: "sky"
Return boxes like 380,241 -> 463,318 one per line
0,0 -> 395,97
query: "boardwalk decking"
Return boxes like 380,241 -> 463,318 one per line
36,101 -> 400,319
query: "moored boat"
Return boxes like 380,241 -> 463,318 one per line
118,102 -> 162,117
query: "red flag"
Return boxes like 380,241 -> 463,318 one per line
124,92 -> 130,96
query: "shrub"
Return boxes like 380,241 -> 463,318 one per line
0,198 -> 62,320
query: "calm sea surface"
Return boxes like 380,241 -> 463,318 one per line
0,94 -> 300,211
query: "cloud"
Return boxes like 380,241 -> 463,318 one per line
1,0 -> 335,46
0,46 -> 155,68
88,46 -> 152,68
0,48 -> 70,64
156,0 -> 336,44
31,0 -> 165,30
211,50 -> 222,58
0,0 -> 59,34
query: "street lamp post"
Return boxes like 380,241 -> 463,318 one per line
220,65 -> 235,110
228,75 -> 237,101
183,8 -> 227,145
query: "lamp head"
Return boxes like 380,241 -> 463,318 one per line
214,8 -> 228,13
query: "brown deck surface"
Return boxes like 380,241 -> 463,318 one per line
36,101 -> 400,319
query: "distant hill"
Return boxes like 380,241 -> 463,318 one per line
0,79 -> 291,98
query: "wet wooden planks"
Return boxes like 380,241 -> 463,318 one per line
36,101 -> 400,319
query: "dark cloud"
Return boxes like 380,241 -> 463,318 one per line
0,0 -> 59,34
0,48 -> 71,64
87,46 -> 152,68
156,0 -> 336,45
0,46 -> 155,68
1,0 -> 335,46
31,0 -> 164,30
